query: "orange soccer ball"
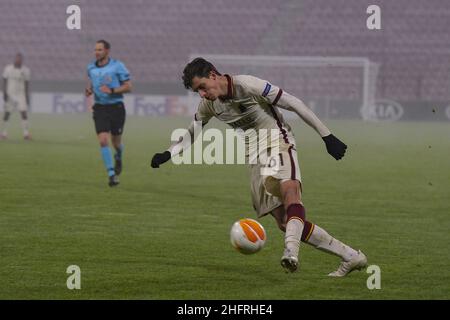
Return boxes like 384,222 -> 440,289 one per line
230,218 -> 266,254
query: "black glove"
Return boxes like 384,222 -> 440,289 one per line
322,134 -> 347,160
151,151 -> 171,168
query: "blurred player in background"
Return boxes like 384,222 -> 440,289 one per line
151,58 -> 367,276
1,53 -> 31,140
86,40 -> 132,187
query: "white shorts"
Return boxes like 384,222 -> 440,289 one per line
4,96 -> 28,112
249,144 -> 302,218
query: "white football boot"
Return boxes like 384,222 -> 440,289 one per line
328,250 -> 367,277
281,248 -> 299,273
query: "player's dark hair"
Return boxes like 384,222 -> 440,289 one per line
96,39 -> 111,50
182,57 -> 221,89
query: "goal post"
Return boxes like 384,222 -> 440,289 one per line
187,54 -> 379,120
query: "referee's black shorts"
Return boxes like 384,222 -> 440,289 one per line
92,102 -> 126,135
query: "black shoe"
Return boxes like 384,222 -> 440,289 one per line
108,175 -> 120,187
114,157 -> 122,176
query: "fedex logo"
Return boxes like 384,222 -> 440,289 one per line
53,94 -> 87,113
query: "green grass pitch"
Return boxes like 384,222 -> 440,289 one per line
0,113 -> 449,299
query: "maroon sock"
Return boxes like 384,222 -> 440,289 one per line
301,220 -> 315,242
286,204 -> 314,242
286,203 -> 306,223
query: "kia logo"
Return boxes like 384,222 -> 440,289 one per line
361,99 -> 404,122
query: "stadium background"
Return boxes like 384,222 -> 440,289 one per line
0,0 -> 449,120
0,0 -> 449,300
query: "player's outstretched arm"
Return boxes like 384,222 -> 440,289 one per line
151,97 -> 212,168
276,92 -> 347,160
151,119 -> 199,168
238,75 -> 348,160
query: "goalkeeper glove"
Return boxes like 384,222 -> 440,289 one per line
151,151 -> 171,168
322,134 -> 347,160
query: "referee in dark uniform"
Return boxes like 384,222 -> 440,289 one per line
86,40 -> 132,186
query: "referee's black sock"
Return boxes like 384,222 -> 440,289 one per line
115,144 -> 124,160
